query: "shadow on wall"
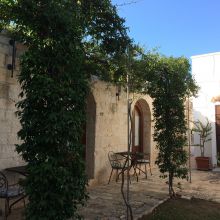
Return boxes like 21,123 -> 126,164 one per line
86,92 -> 96,179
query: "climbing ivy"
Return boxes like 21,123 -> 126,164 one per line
0,0 -> 198,216
0,1 -> 131,219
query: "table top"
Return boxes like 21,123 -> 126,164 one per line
116,151 -> 148,156
116,151 -> 150,162
5,165 -> 28,176
116,151 -> 134,156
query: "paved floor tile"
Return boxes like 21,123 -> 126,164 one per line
1,169 -> 220,220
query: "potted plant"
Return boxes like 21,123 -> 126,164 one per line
192,119 -> 212,170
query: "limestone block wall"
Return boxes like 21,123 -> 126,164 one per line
88,80 -> 128,184
0,34 -> 25,170
0,34 -> 157,184
88,80 -> 157,184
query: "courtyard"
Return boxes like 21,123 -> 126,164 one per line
1,0 -> 220,219
2,169 -> 220,220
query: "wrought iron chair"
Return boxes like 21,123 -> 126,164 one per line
108,151 -> 129,184
0,171 -> 25,219
133,152 -> 152,181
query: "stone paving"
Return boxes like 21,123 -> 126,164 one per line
78,172 -> 169,220
79,169 -> 220,219
180,170 -> 220,203
1,169 -> 220,220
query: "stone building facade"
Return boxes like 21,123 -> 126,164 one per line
0,33 -> 157,184
86,80 -> 157,184
0,33 -> 25,170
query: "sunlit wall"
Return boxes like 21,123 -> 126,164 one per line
191,52 -> 220,167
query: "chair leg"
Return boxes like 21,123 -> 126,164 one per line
108,168 -> 114,184
149,164 -> 152,175
23,196 -> 26,208
133,165 -> 138,182
9,195 -> 27,212
116,170 -> 119,182
145,164 -> 147,179
5,198 -> 9,219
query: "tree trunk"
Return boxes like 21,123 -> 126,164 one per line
168,172 -> 175,198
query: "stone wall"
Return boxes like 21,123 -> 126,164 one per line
0,33 -> 157,184
87,80 -> 157,184
0,34 -> 25,170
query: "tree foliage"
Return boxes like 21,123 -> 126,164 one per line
0,1 -> 131,219
130,53 -> 198,197
0,0 -> 199,215
148,56 -> 198,197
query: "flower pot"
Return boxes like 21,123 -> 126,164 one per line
195,157 -> 211,171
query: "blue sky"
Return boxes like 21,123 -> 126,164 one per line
112,0 -> 220,59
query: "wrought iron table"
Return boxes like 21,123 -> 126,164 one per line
116,151 -> 151,181
5,165 -> 28,176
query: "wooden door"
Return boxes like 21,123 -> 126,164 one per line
215,105 -> 220,155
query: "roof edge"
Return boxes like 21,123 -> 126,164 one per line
191,52 -> 220,59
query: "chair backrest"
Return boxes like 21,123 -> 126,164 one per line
108,151 -> 125,168
0,171 -> 8,194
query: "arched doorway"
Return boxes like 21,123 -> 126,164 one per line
133,99 -> 151,154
